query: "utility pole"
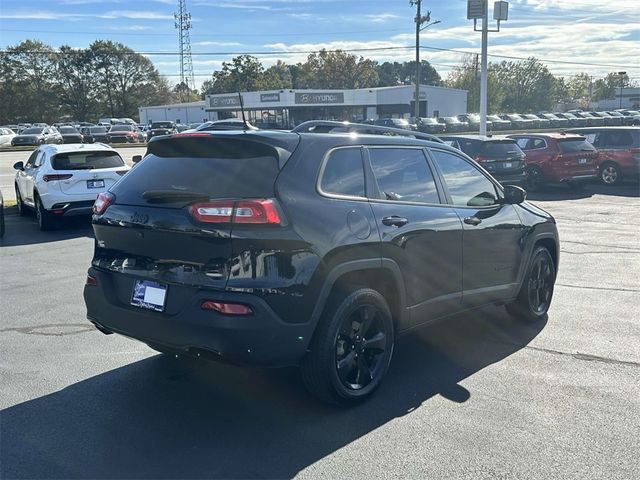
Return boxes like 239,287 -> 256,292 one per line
617,71 -> 627,109
468,1 -> 509,136
410,1 -> 440,119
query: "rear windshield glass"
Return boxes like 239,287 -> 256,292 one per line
558,139 -> 596,153
151,122 -> 174,129
90,127 -> 107,133
52,151 -> 125,170
111,138 -> 280,206
59,127 -> 78,133
110,125 -> 132,132
480,141 -> 523,156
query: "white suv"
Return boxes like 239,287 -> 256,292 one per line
13,143 -> 130,230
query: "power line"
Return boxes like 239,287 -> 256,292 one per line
1,45 -> 636,70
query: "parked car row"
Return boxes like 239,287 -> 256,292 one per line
365,109 -> 640,135
440,127 -> 639,190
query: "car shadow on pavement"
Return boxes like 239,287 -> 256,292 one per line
1,308 -> 546,479
526,181 -> 639,202
0,209 -> 93,247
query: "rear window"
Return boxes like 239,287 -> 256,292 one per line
22,128 -> 43,134
90,127 -> 107,134
110,125 -> 132,132
151,122 -> 174,129
480,141 -> 523,156
59,127 -> 78,134
558,139 -> 596,153
52,151 -> 125,170
320,148 -> 365,197
111,137 -> 280,206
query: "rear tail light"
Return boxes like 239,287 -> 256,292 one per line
189,199 -> 282,225
93,192 -> 115,215
201,301 -> 253,316
43,174 -> 73,182
86,275 -> 98,286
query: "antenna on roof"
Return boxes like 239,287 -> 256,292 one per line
238,92 -> 249,131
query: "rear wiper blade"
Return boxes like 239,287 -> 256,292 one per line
142,190 -> 209,203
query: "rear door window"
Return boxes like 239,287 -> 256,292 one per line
320,148 -> 365,197
480,141 -> 523,156
52,151 -> 125,170
558,139 -> 596,153
430,149 -> 499,207
602,131 -> 634,148
368,148 -> 440,204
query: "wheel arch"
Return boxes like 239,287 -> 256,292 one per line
309,259 -> 408,334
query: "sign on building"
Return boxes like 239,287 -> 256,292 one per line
295,92 -> 345,104
209,95 -> 241,108
260,93 -> 281,102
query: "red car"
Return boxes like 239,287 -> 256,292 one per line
508,133 -> 599,191
566,127 -> 640,185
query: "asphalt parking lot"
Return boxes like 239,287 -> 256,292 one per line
1,147 -> 639,479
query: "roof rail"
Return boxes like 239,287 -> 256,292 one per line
292,120 -> 444,143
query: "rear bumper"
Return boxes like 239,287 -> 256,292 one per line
84,267 -> 314,366
50,199 -> 96,216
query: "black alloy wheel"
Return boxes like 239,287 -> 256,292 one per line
301,288 -> 394,405
335,303 -> 389,391
507,246 -> 555,322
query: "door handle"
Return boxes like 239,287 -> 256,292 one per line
382,216 -> 409,227
464,216 -> 482,226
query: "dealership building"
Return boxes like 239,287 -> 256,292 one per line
138,84 -> 467,126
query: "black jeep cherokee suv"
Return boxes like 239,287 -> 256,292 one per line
84,128 -> 559,405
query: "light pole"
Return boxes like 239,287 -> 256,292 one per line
468,1 -> 509,136
617,71 -> 627,109
410,1 -> 440,120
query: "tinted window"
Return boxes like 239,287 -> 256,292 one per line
320,148 -> 365,197
90,127 -> 107,134
516,138 -> 546,150
602,131 -> 635,147
111,137 -> 280,207
59,126 -> 78,134
22,128 -> 43,134
151,122 -> 174,129
369,148 -> 440,204
52,151 -> 125,170
110,125 -> 132,132
558,139 -> 596,153
481,141 -> 523,156
431,149 -> 498,207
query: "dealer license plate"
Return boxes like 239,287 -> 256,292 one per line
578,158 -> 587,164
131,280 -> 167,312
87,179 -> 105,189
503,162 -> 513,168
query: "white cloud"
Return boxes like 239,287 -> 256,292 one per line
366,13 -> 400,23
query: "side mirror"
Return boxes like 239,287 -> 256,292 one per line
503,185 -> 526,204
13,161 -> 24,170
132,155 -> 142,164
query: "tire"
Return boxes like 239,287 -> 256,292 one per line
15,186 -> 27,217
525,166 -> 545,192
301,288 -> 395,406
35,195 -> 55,231
506,246 -> 556,322
599,162 -> 622,186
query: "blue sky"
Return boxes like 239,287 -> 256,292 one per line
1,0 -> 638,89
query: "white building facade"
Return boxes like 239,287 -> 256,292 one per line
139,85 -> 467,127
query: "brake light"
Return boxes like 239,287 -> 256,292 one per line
86,275 -> 98,286
201,301 -> 253,316
93,192 -> 115,215
189,199 -> 281,225
43,174 -> 72,182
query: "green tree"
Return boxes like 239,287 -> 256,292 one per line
262,60 -> 293,90
2,40 -> 58,123
202,55 -> 267,94
56,45 -> 99,121
492,57 -> 556,112
295,49 -> 379,89
445,54 -> 503,113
